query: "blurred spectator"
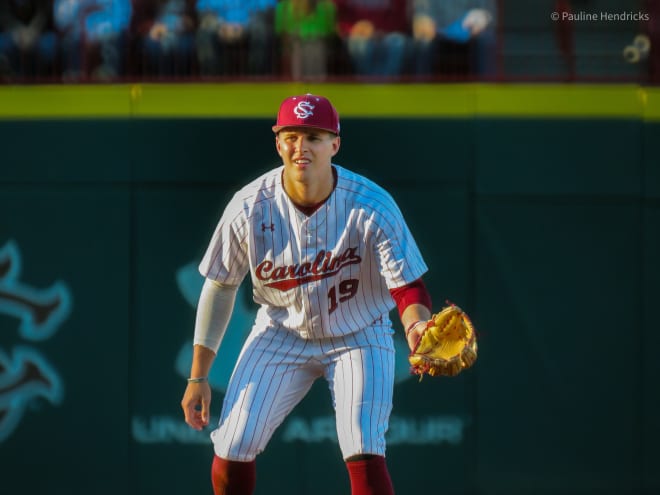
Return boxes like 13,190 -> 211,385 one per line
54,0 -> 132,80
274,0 -> 336,80
0,0 -> 58,79
131,0 -> 197,76
195,0 -> 276,76
334,0 -> 410,77
409,0 -> 496,78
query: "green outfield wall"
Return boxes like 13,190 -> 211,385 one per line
0,84 -> 658,495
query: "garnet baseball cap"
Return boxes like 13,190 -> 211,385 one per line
272,94 -> 340,135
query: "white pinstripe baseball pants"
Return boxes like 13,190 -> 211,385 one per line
210,323 -> 395,461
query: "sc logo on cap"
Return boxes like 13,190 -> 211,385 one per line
294,101 -> 315,119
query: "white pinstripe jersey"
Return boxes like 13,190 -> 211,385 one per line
199,164 -> 428,339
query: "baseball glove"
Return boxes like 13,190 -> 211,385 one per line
408,303 -> 477,378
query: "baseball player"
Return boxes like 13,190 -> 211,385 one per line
181,94 -> 434,495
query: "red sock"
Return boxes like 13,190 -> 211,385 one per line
345,456 -> 395,495
211,455 -> 256,495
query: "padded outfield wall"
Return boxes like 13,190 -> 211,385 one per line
0,83 -> 658,495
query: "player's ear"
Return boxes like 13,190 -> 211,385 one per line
275,134 -> 283,156
331,136 -> 340,157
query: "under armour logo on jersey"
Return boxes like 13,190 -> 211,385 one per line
293,101 -> 315,120
261,223 -> 275,232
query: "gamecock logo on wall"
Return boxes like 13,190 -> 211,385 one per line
0,240 -> 72,442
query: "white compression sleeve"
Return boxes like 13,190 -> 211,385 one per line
193,278 -> 238,353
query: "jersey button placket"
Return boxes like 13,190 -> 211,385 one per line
306,217 -> 325,336
300,217 -> 313,337
306,222 -> 316,244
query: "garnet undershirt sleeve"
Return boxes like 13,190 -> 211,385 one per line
389,278 -> 432,318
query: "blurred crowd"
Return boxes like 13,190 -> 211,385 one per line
0,0 -> 499,82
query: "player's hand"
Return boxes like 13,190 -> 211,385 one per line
181,382 -> 212,430
405,321 -> 427,352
